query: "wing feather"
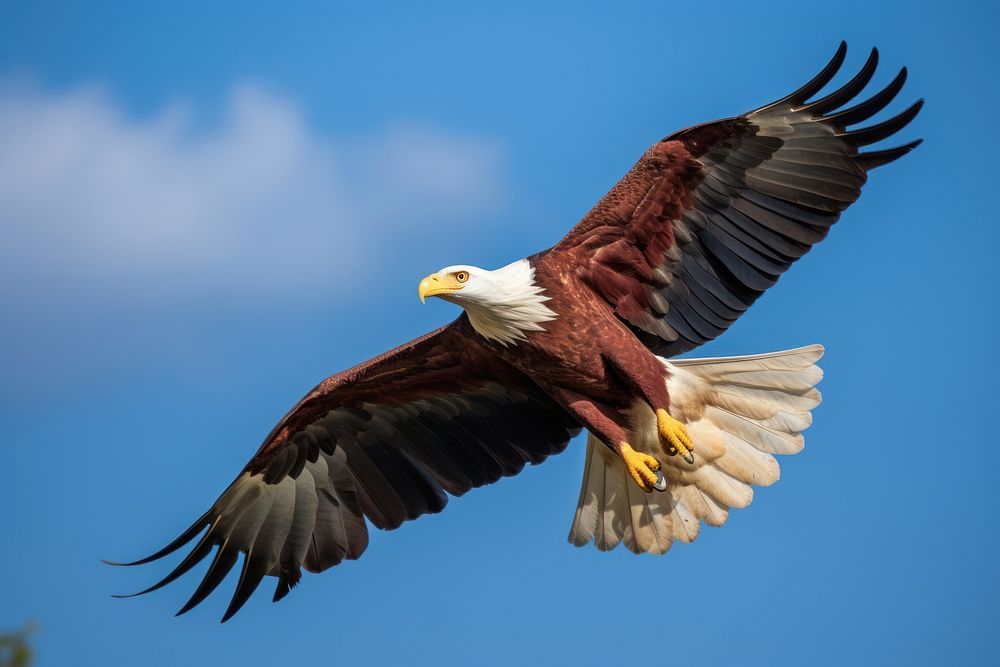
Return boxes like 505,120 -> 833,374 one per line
111,318 -> 580,620
548,43 -> 921,356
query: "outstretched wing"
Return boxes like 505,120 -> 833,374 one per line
548,43 -> 922,357
110,317 -> 580,621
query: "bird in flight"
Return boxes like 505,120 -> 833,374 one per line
110,43 -> 921,621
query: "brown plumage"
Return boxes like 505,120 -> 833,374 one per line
110,42 -> 921,620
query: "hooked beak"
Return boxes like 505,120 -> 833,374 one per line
418,273 -> 464,303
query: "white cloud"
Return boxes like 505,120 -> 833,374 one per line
0,80 -> 507,302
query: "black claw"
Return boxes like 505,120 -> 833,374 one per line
653,469 -> 667,492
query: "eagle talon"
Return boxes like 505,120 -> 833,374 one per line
653,467 -> 667,492
620,442 -> 662,493
656,409 -> 694,464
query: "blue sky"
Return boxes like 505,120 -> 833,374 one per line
2,1 -> 998,665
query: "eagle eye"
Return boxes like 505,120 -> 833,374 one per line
455,271 -> 469,283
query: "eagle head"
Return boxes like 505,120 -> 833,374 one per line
417,261 -> 556,345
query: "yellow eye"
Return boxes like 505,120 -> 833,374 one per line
455,271 -> 469,283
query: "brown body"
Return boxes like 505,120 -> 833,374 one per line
484,256 -> 672,453
479,135 -> 707,455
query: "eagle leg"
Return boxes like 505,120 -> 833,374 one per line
656,408 -> 695,464
542,387 -> 666,492
597,348 -> 694,466
619,442 -> 664,493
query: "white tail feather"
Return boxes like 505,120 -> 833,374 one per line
568,344 -> 824,555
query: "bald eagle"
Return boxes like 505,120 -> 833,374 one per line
110,43 -> 921,621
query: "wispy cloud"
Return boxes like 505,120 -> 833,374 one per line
0,80 -> 507,303
0,80 -> 509,395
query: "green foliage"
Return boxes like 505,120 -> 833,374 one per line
0,624 -> 36,667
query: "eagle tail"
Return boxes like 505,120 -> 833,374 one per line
568,344 -> 824,554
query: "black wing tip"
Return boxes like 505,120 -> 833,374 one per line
840,98 -> 924,148
218,554 -> 273,622
758,41 -> 849,112
105,514 -> 211,568
792,41 -> 849,104
174,601 -> 199,619
101,555 -> 164,568
857,137 -> 923,170
798,46 -> 880,113
174,547 -> 240,618
822,66 -> 910,128
762,41 -> 921,126
110,586 -> 161,601
220,607 -> 239,624
175,586 -> 210,617
833,40 -> 848,61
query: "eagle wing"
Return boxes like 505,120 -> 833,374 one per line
548,43 -> 922,357
110,317 -> 579,621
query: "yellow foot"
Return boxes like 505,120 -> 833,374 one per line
620,442 -> 665,493
657,409 -> 694,464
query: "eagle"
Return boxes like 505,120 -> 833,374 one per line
110,43 -> 921,621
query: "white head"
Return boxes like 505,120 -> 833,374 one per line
418,259 -> 557,346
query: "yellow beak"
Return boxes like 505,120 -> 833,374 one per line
418,273 -> 464,303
